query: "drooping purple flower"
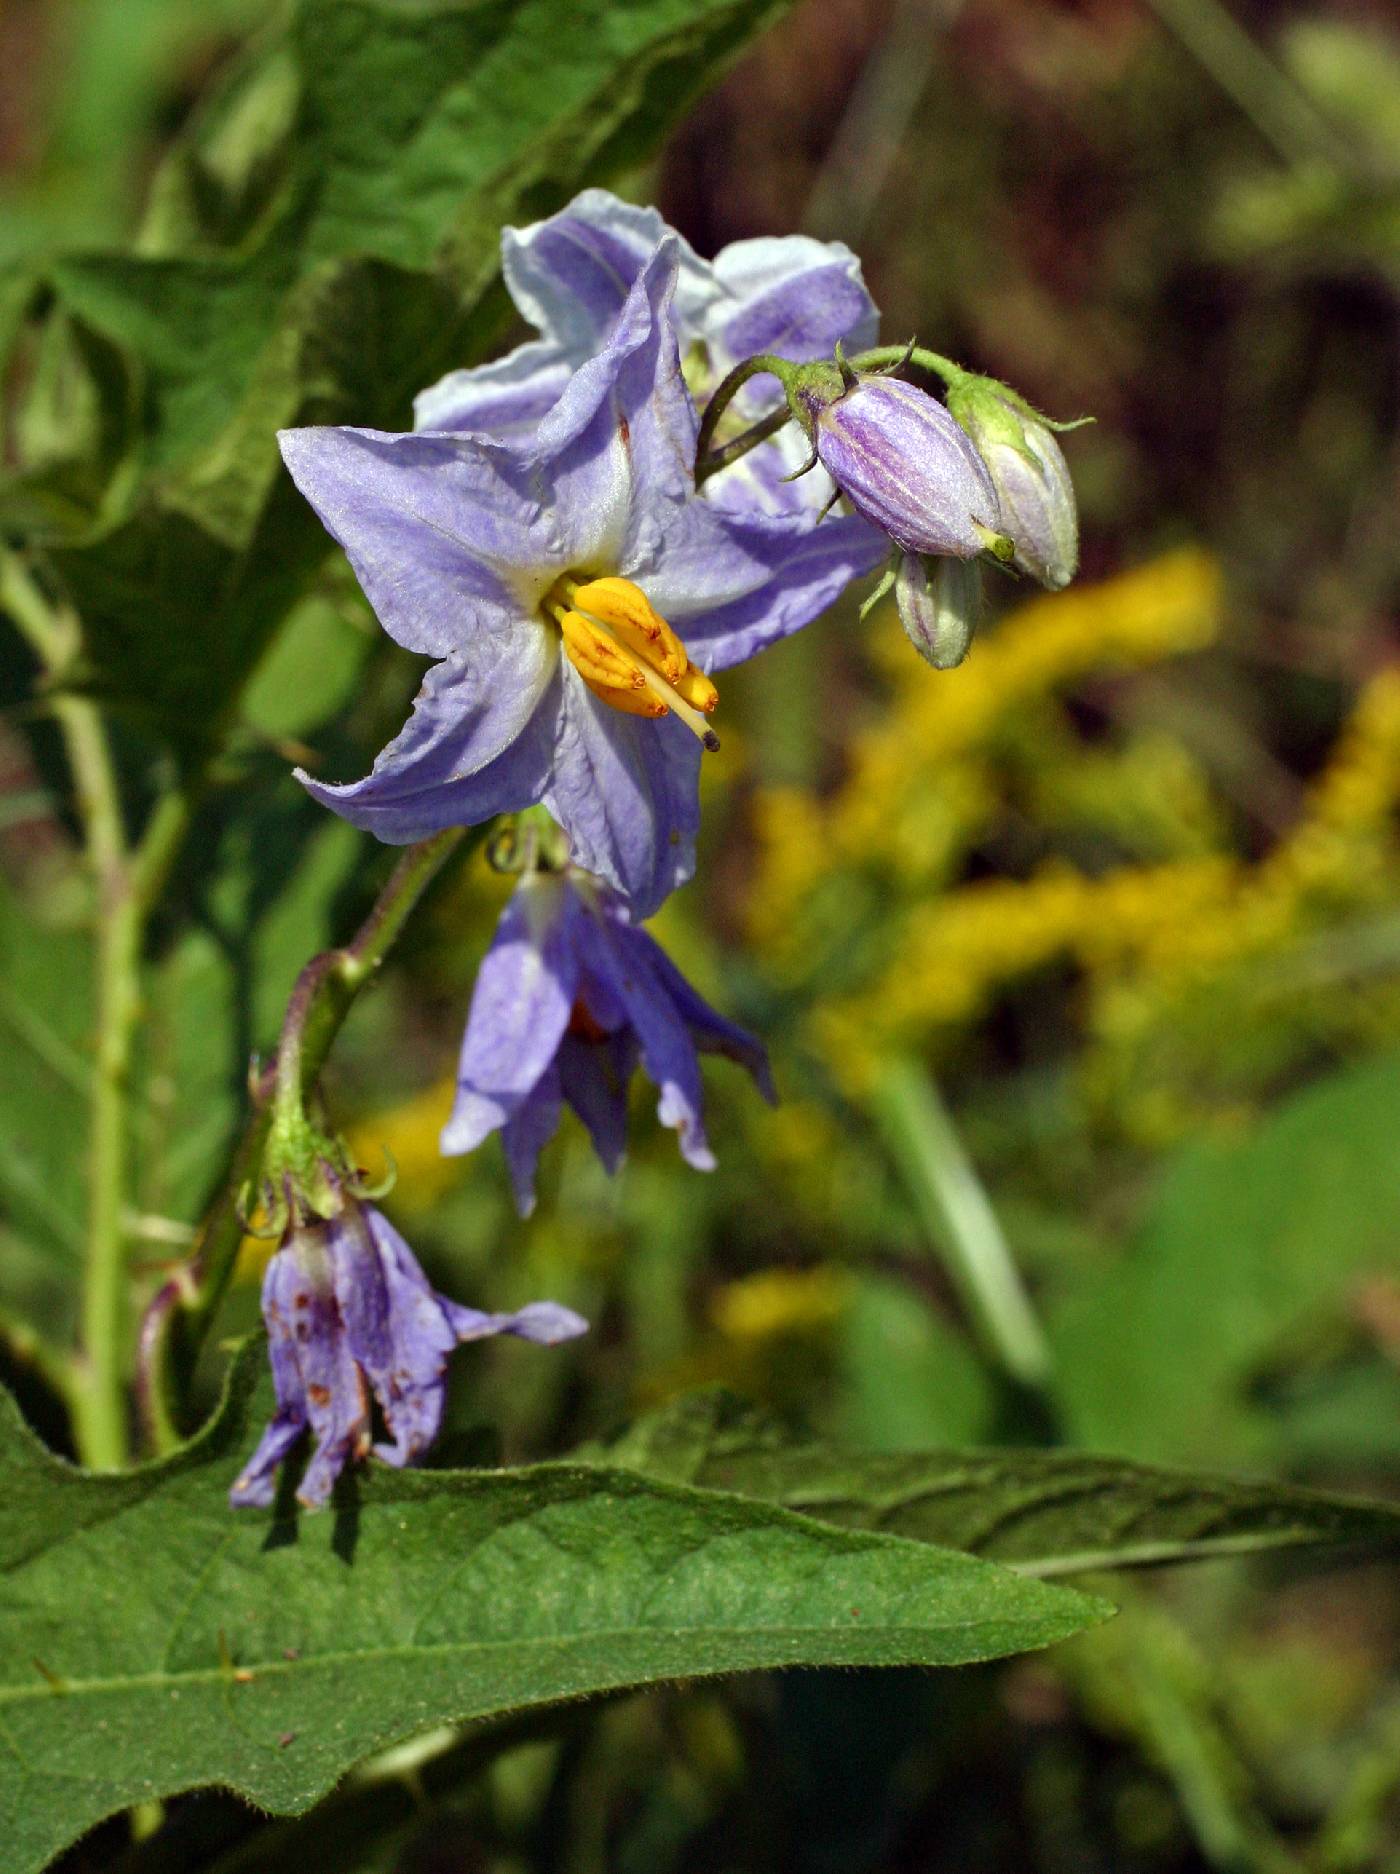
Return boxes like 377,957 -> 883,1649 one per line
280,242 -> 883,916
412,188 -> 881,517
230,1202 -> 586,1509
796,373 -> 1006,561
440,870 -> 775,1215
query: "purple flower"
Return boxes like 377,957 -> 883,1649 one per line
441,870 -> 775,1215
412,188 -> 881,517
230,1202 -> 586,1509
280,242 -> 882,915
800,375 -> 1006,561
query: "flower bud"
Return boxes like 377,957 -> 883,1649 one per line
894,553 -> 982,670
791,368 -> 1010,561
945,377 -> 1079,590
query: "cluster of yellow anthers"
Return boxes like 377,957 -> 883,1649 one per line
746,546 -> 1400,1120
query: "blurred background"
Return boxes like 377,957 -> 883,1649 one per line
6,0 -> 1400,1868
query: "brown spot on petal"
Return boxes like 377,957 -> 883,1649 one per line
306,1383 -> 330,1407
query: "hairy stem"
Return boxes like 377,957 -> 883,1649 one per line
138,823 -> 481,1451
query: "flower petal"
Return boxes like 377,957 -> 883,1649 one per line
229,1249 -> 310,1509
500,1065 -> 565,1217
278,425 -> 560,658
503,189 -> 715,358
556,1028 -> 635,1174
711,237 -> 878,375
297,652 -> 561,844
627,929 -> 777,1103
441,874 -> 583,1156
338,1207 -> 459,1468
542,664 -> 701,917
579,912 -> 714,1171
642,505 -> 887,673
440,1297 -> 590,1344
413,339 -> 571,437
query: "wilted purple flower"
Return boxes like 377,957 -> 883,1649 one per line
797,373 -> 1007,561
413,188 -> 881,517
281,243 -> 881,915
231,1202 -> 586,1509
946,379 -> 1079,590
441,870 -> 775,1215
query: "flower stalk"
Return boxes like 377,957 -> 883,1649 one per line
138,823 -> 483,1452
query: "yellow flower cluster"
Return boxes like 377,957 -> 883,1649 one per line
745,546 -> 1400,1136
746,547 -> 1224,964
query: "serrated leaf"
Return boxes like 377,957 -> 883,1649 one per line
0,1349 -> 1105,1872
589,1390 -> 1400,1577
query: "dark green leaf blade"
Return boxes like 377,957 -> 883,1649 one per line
0,1350 -> 1105,1873
590,1390 -> 1400,1577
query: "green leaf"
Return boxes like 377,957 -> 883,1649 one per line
6,0 -> 793,739
589,1390 -> 1400,1577
1051,1054 -> 1400,1467
0,1349 -> 1105,1871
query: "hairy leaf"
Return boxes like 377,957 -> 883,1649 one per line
590,1390 -> 1400,1577
0,1349 -> 1106,1872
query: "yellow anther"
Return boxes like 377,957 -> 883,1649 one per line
545,574 -> 720,750
556,607 -> 648,697
569,577 -> 687,685
673,664 -> 719,714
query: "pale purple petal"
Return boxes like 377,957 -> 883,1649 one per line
503,190 -> 713,356
627,928 -> 776,1102
542,664 -> 701,917
272,1236 -> 370,1509
298,654 -> 561,844
441,874 -> 583,1155
277,425 -> 560,658
500,1065 -> 565,1217
642,505 -> 887,672
228,1253 -> 309,1509
340,1208 -> 458,1467
556,1028 -> 634,1173
579,912 -> 714,1171
413,339 -> 570,437
440,1297 -> 590,1344
712,241 -> 878,373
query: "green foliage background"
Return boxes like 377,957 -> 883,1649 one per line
2,0 -> 1400,1869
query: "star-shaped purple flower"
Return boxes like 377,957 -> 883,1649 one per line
230,1201 -> 586,1509
412,187 -> 882,516
441,870 -> 775,1215
280,241 -> 882,914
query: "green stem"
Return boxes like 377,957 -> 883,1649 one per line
870,1057 -> 1052,1393
693,352 -> 794,489
2,549 -> 199,1468
851,343 -> 964,385
137,823 -> 481,1451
